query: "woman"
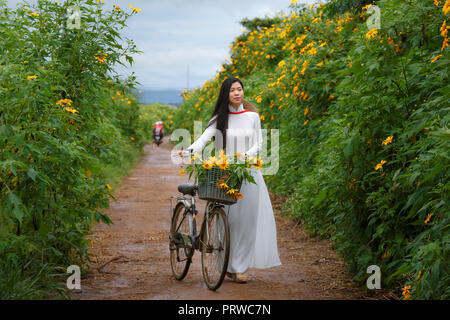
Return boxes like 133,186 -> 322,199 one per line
179,77 -> 281,283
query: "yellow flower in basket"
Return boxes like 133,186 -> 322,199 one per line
246,156 -> 263,170
234,192 -> 244,199
226,188 -> 239,195
217,157 -> 229,170
217,182 -> 229,190
226,188 -> 244,200
208,156 -> 218,166
250,156 -> 263,170
184,148 -> 256,201
202,160 -> 213,170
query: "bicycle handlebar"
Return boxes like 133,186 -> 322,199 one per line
175,149 -> 249,162
175,148 -> 194,158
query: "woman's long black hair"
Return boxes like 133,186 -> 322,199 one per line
206,77 -> 244,153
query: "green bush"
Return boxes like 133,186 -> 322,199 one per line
173,0 -> 449,299
0,0 -> 172,299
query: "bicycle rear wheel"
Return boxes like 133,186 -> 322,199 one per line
201,206 -> 230,291
169,202 -> 194,280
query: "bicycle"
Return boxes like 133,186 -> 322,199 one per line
169,151 -> 231,290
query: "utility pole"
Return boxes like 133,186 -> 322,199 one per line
187,65 -> 190,92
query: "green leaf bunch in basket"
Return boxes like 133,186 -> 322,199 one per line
184,149 -> 261,200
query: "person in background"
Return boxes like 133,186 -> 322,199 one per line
153,121 -> 164,140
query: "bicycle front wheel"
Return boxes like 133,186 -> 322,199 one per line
169,202 -> 194,280
201,207 -> 230,291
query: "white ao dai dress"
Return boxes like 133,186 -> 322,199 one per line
187,103 -> 281,273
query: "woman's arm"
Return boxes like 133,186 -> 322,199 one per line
244,113 -> 263,158
186,116 -> 218,154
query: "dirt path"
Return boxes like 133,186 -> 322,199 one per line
73,136 -> 387,300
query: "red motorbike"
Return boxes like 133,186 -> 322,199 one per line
153,134 -> 163,146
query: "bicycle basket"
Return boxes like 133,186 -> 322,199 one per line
198,167 -> 242,205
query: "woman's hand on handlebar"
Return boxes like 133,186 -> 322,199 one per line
176,149 -> 190,157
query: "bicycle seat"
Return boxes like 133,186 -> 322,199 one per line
178,183 -> 198,196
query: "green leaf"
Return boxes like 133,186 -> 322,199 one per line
4,193 -> 24,223
313,189 -> 327,207
429,127 -> 450,140
389,264 -> 412,279
421,166 -> 444,184
27,167 -> 37,182
94,211 -> 113,225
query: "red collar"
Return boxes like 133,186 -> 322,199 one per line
229,110 -> 250,114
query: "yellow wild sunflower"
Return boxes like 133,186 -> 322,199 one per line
365,28 -> 378,40
202,160 -> 213,170
226,188 -> 238,195
217,182 -> 229,190
217,158 -> 229,170
382,135 -> 394,146
374,160 -> 387,171
234,192 -> 244,199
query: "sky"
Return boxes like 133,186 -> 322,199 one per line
5,0 -> 310,90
